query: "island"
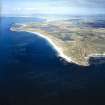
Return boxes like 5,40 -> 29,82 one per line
10,19 -> 105,66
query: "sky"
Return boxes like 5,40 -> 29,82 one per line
1,0 -> 105,16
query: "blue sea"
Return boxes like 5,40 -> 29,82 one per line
0,17 -> 105,105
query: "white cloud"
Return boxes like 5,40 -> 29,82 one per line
2,0 -> 105,16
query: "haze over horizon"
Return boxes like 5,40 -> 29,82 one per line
1,0 -> 105,16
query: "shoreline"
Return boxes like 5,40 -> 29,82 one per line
10,21 -> 105,66
10,27 -> 75,64
27,31 -> 105,66
26,31 -> 77,64
11,27 -> 105,66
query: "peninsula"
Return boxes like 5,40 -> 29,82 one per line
10,19 -> 105,66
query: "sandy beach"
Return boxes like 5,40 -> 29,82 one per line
26,31 -> 75,63
10,22 -> 105,66
11,29 -> 105,66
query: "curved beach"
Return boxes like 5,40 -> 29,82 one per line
10,21 -> 105,66
26,31 -> 75,63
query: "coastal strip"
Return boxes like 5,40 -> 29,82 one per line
26,31 -> 75,63
10,22 -> 105,66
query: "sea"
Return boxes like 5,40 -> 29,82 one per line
0,16 -> 105,105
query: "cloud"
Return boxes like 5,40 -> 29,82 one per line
78,0 -> 105,8
1,0 -> 105,16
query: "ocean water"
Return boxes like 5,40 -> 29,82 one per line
0,17 -> 105,105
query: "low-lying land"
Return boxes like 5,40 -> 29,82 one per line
10,19 -> 105,66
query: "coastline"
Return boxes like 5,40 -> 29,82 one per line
26,31 -> 76,64
27,31 -> 105,66
11,28 -> 105,66
10,21 -> 105,66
